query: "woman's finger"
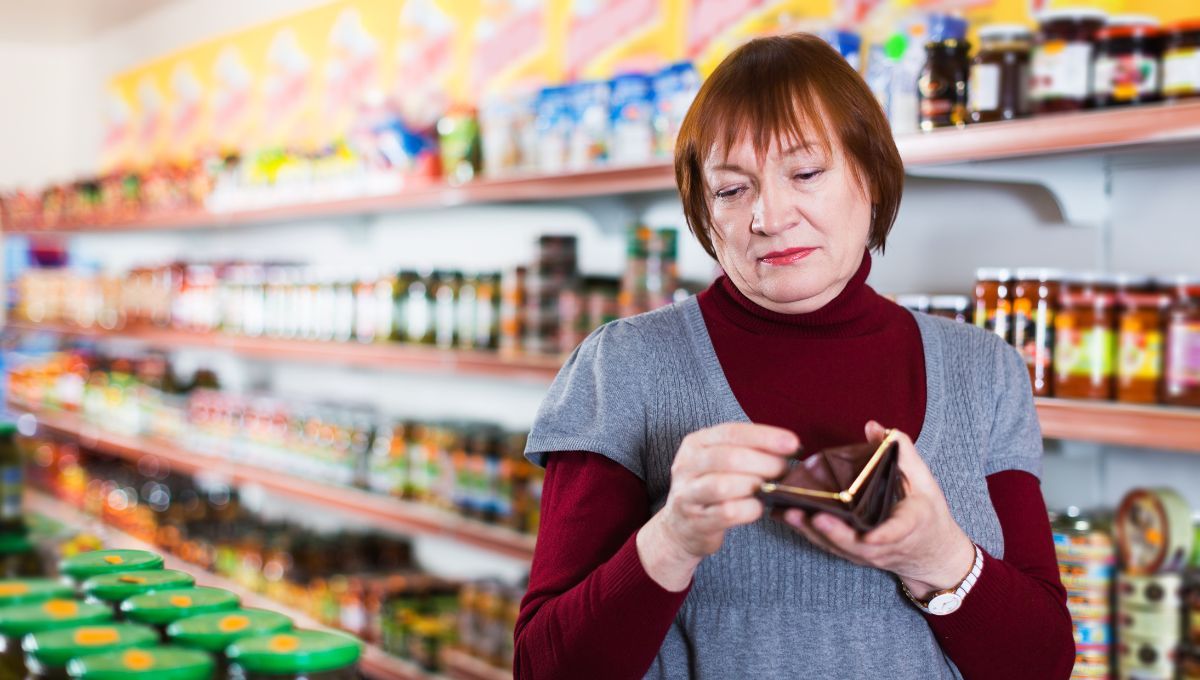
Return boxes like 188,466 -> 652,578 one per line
693,422 -> 799,454
692,445 -> 791,478
706,497 -> 765,528
862,501 -> 919,545
864,420 -> 887,444
686,473 -> 767,505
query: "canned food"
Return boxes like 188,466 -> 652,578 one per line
1074,618 -> 1114,645
82,570 -> 195,617
0,580 -> 74,608
1118,606 -> 1183,639
120,587 -> 239,640
1118,637 -> 1178,678
23,623 -> 157,679
58,551 -> 163,588
1118,573 -> 1185,611
64,645 -> 214,679
227,629 -> 362,680
1117,488 -> 1195,575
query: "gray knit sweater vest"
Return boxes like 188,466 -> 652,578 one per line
526,295 -> 1044,679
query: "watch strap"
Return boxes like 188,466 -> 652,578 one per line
902,543 -> 984,615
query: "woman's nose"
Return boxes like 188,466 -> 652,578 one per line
754,179 -> 799,236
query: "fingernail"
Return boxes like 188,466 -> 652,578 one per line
784,509 -> 802,525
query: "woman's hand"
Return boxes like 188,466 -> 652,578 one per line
783,421 -> 977,600
638,423 -> 799,591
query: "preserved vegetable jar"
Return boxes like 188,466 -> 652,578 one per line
920,38 -> 971,130
65,646 -> 213,680
58,551 -> 163,589
969,25 -> 1034,123
1092,22 -> 1164,107
974,268 -> 1013,343
120,587 -> 239,640
1032,9 -> 1108,113
1163,20 -> 1200,100
1054,274 -> 1118,400
1115,276 -> 1168,404
82,570 -> 195,618
23,623 -> 157,680
227,629 -> 362,680
0,600 -> 112,677
1164,276 -> 1200,406
1013,269 -> 1062,397
168,608 -> 292,676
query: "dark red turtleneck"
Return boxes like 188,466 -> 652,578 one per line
514,251 -> 1073,680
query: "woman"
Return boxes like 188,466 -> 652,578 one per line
514,34 -> 1074,680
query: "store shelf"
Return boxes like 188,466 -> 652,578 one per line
14,403 -> 538,561
8,101 -> 1200,234
4,321 -> 563,383
25,489 -> 443,680
442,649 -> 514,680
1034,398 -> 1200,454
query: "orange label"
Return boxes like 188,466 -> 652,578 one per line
169,595 -> 194,607
103,556 -> 125,565
75,627 -> 120,646
0,583 -> 30,596
43,600 -> 79,617
268,634 -> 300,653
123,649 -> 155,670
119,575 -> 148,584
218,614 -> 251,633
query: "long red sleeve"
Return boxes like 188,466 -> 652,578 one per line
515,459 -> 1072,680
513,452 -> 689,680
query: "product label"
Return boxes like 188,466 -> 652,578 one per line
1166,321 -> 1200,392
1032,41 -> 1093,100
969,63 -> 1001,113
1118,317 -> 1163,380
974,300 -> 1011,341
1013,300 -> 1054,372
1055,324 -> 1115,380
1164,47 -> 1200,97
1093,54 -> 1159,101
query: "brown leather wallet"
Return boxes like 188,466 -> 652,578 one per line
757,430 -> 906,532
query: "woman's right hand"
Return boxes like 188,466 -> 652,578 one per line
637,423 -> 799,591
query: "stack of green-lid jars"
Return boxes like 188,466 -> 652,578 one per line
0,548 -> 362,679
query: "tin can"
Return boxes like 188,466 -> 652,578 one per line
1117,488 -> 1195,575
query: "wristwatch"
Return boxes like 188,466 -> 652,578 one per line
902,543 -> 984,616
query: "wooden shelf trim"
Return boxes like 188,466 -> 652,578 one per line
1033,398 -> 1200,454
16,404 -> 537,561
7,102 -> 1200,234
25,490 -> 442,680
5,321 -> 563,383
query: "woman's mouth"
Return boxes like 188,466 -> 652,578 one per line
759,247 -> 817,266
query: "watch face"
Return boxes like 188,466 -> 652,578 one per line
928,593 -> 962,615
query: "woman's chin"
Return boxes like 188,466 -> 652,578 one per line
754,274 -> 833,308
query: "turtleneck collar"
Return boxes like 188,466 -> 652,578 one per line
702,249 -> 888,338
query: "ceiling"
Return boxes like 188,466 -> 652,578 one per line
0,0 -> 174,43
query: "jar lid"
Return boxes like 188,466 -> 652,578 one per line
975,267 -> 1013,281
166,609 -> 293,653
1014,268 -> 1065,282
83,570 -> 196,604
978,24 -> 1034,42
0,599 -> 113,636
24,623 -> 158,670
0,579 -> 75,607
227,629 -> 362,674
1097,24 -> 1161,40
65,646 -> 215,679
60,551 -> 164,581
1167,19 -> 1200,34
930,295 -> 970,310
121,587 -> 240,626
1037,8 -> 1108,23
0,533 -> 34,555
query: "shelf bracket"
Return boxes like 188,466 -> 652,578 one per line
906,155 -> 1112,228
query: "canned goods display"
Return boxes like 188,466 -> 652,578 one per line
1117,637 -> 1178,679
1053,509 -> 1117,680
1117,488 -> 1195,575
1118,573 -> 1185,611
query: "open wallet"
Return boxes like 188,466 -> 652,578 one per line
757,429 -> 906,533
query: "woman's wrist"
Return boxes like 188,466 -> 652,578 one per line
636,512 -> 703,593
899,533 -> 978,600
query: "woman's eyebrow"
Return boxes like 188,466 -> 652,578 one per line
705,162 -> 752,175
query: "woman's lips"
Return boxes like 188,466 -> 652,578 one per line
759,247 -> 817,266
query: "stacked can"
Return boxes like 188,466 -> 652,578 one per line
1182,528 -> 1200,680
524,236 -> 578,355
1053,508 -> 1116,679
1114,488 -> 1197,680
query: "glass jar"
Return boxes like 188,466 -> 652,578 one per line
1093,23 -> 1164,107
227,629 -> 362,680
919,39 -> 971,130
970,25 -> 1034,123
0,535 -> 46,579
58,551 -> 163,589
0,581 -> 74,609
81,570 -> 195,618
929,295 -> 970,324
1115,276 -> 1168,404
1013,269 -> 1062,397
64,646 -> 213,680
0,600 -> 112,677
1032,9 -> 1108,113
0,423 -> 24,536
120,587 -> 240,640
23,623 -> 157,680
1164,20 -> 1200,101
167,608 -> 292,677
1054,274 -> 1118,400
974,268 -> 1013,343
1164,276 -> 1200,407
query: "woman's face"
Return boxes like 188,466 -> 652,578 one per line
704,132 -> 872,314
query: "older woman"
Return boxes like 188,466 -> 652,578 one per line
514,34 -> 1074,680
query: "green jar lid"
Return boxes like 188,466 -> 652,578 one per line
0,600 -> 113,637
227,629 -> 362,674
0,579 -> 74,607
121,588 -> 239,626
83,570 -> 195,604
60,551 -> 164,581
65,645 -> 214,679
23,623 -> 159,671
0,533 -> 34,555
167,608 -> 293,653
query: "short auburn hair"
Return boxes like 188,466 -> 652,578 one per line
674,33 -> 904,259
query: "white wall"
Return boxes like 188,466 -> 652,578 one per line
0,41 -> 81,188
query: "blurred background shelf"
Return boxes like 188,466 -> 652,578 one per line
1033,398 -> 1200,455
26,489 -> 445,680
13,402 -> 538,561
8,101 -> 1200,235
4,321 -> 565,383
441,649 -> 516,680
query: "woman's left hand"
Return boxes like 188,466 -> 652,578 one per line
783,421 -> 977,599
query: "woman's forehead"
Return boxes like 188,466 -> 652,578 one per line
704,132 -> 835,168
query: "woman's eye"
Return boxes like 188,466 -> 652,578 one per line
714,186 -> 746,200
793,170 -> 823,182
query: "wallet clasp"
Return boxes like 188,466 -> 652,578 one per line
759,429 -> 900,504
